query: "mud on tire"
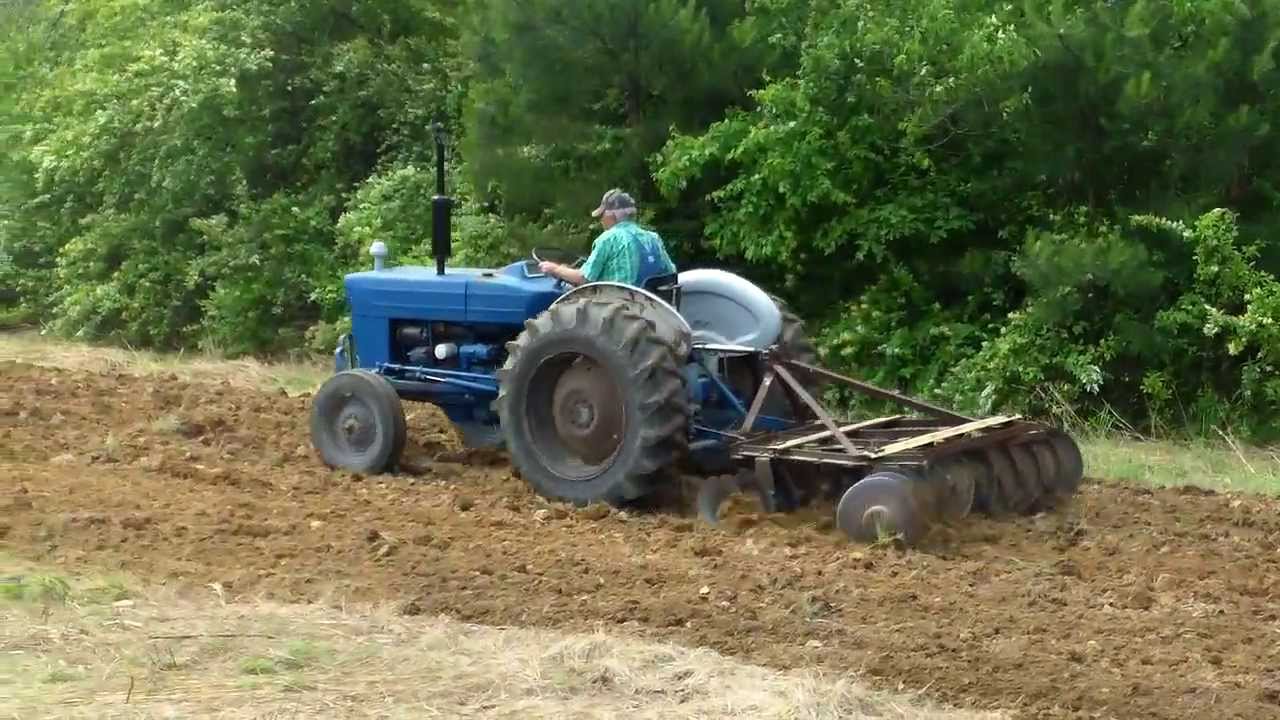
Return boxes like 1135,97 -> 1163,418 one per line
494,298 -> 690,506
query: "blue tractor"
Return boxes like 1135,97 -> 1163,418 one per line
309,127 -> 1084,545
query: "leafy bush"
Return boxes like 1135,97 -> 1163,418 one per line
654,0 -> 1280,439
3,0 -> 1280,441
1,0 -> 460,353
942,210 -> 1278,439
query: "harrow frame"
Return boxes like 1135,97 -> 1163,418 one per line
694,344 -> 1083,544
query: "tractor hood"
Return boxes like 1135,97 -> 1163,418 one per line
344,259 -> 565,326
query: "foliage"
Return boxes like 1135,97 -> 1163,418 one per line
2,0 -> 1280,439
1,0 -> 468,353
656,0 -> 1280,439
458,0 -> 775,245
933,210 -> 1280,438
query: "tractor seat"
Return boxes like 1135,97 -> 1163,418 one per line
642,272 -> 681,307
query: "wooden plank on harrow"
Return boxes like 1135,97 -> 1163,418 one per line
767,415 -> 905,451
866,415 -> 1021,459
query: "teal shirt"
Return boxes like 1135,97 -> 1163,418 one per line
579,220 -> 676,285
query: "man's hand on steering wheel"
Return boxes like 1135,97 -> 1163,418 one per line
532,247 -> 585,286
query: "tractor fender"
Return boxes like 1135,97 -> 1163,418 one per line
550,282 -> 692,359
674,268 -> 783,350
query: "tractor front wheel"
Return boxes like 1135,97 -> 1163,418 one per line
495,298 -> 690,506
310,370 -> 407,474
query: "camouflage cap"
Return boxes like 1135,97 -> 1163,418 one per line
591,188 -> 636,218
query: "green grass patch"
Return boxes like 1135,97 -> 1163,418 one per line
81,577 -> 133,604
237,640 -> 332,678
0,566 -> 133,607
279,639 -> 331,670
0,574 -> 72,605
1082,434 -> 1280,495
40,668 -> 83,684
239,656 -> 281,676
0,579 -> 26,602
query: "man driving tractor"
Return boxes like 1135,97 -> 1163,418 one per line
537,188 -> 677,288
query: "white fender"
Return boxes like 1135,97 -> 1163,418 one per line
675,268 -> 783,350
550,282 -> 693,359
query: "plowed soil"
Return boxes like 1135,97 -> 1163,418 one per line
3,360 -> 1280,720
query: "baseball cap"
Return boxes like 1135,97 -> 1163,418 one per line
591,188 -> 636,218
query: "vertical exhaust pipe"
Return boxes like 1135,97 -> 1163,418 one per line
432,122 -> 453,276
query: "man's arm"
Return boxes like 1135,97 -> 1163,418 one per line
539,232 -> 608,286
539,262 -> 587,285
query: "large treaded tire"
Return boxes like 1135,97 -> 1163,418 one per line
494,298 -> 690,506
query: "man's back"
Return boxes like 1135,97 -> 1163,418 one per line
580,220 -> 676,287
534,188 -> 678,289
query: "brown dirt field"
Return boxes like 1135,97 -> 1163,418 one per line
3,359 -> 1280,720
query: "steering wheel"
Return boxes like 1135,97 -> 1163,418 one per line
530,247 -> 586,290
531,246 -> 585,267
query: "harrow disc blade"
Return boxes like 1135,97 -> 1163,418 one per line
1046,430 -> 1084,494
928,457 -> 979,523
966,450 -> 1003,515
836,471 -> 925,546
1027,440 -> 1061,507
983,445 -> 1033,515
696,470 -> 780,525
967,455 -> 997,515
1005,443 -> 1043,512
695,475 -> 740,525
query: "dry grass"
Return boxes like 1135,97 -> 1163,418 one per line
0,558 -> 1002,720
0,329 -> 328,396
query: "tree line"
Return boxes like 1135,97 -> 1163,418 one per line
2,0 -> 1278,440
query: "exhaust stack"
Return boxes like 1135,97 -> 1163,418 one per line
431,122 -> 452,276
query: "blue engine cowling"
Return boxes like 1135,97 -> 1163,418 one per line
345,259 -> 565,362
339,258 -> 565,434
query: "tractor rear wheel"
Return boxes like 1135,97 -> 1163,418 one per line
495,298 -> 690,506
310,370 -> 406,474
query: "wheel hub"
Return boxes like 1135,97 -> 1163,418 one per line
336,399 -> 376,453
550,358 -> 623,467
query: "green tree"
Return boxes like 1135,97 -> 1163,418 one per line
656,0 -> 1036,312
656,0 -> 1280,437
459,0 -> 772,248
0,0 -> 461,352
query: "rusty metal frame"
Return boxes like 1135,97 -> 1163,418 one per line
726,348 -> 1034,471
784,359 -> 972,423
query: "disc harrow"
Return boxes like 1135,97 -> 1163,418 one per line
697,350 -> 1085,546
